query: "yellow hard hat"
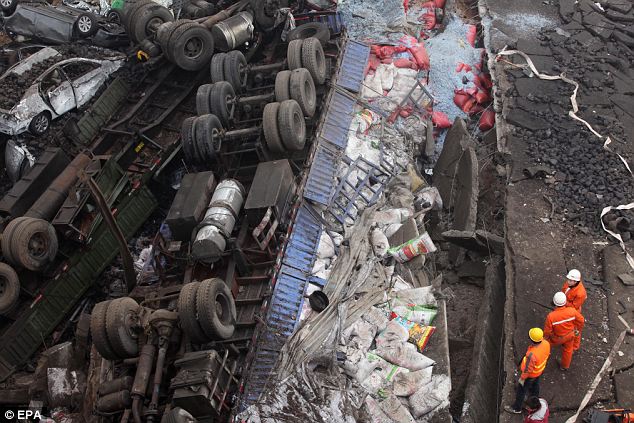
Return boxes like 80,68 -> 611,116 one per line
529,328 -> 543,342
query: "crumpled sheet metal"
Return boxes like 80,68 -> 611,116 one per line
4,7 -> 74,45
4,139 -> 33,183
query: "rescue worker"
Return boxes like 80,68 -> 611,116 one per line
606,409 -> 634,423
524,396 -> 550,423
504,328 -> 550,414
544,292 -> 584,370
562,269 -> 587,312
562,268 -> 587,352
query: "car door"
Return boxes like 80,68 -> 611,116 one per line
39,66 -> 77,115
62,60 -> 104,108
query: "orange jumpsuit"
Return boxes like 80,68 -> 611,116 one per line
543,306 -> 584,369
519,340 -> 551,380
562,280 -> 587,350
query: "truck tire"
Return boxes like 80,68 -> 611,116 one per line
10,217 -> 58,272
0,263 -> 19,315
209,81 -> 235,127
106,9 -> 122,23
192,0 -> 215,15
105,297 -> 140,359
155,21 -> 173,48
287,22 -> 330,45
160,20 -> 189,62
170,23 -> 214,71
90,301 -> 120,360
76,13 -> 99,38
194,114 -> 223,160
278,99 -> 306,151
223,50 -> 247,93
177,282 -> 208,343
196,278 -> 236,340
131,4 -> 173,44
210,53 -> 227,83
196,84 -> 213,115
287,39 -> 303,70
289,68 -> 316,117
1,216 -> 28,266
183,3 -> 204,18
262,102 -> 285,153
181,116 -> 197,164
301,37 -> 326,85
122,0 -> 153,34
274,70 -> 291,102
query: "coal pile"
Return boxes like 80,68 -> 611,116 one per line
504,0 -> 634,234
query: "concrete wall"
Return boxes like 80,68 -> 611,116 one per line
461,257 -> 506,423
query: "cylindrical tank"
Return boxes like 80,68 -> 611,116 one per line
98,376 -> 134,397
211,11 -> 254,52
192,179 -> 245,263
26,153 -> 91,221
96,390 -> 132,413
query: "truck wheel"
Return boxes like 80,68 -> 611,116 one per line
0,0 -> 18,15
223,50 -> 247,94
183,3 -> 204,18
210,53 -> 227,83
274,70 -> 291,102
196,84 -> 213,115
278,99 -> 306,151
287,39 -> 303,70
192,0 -> 215,15
287,22 -> 330,44
289,68 -> 316,117
181,116 -> 197,164
90,301 -> 120,360
1,216 -> 28,266
302,37 -> 326,85
28,112 -> 51,136
170,23 -> 214,71
105,297 -> 140,358
177,282 -> 208,343
76,13 -> 99,38
122,0 -> 152,32
196,278 -> 236,340
194,114 -> 223,160
10,217 -> 58,272
209,81 -> 235,127
0,263 -> 19,316
131,4 -> 173,44
262,102 -> 284,153
160,20 -> 189,62
155,21 -> 173,48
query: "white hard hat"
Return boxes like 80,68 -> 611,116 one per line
566,269 -> 581,282
553,292 -> 567,307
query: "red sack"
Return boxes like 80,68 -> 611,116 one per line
423,10 -> 437,29
366,54 -> 380,74
432,111 -> 451,128
394,58 -> 416,69
403,0 -> 409,12
467,25 -> 477,47
409,44 -> 430,70
468,103 -> 484,115
474,89 -> 490,104
455,63 -> 464,72
381,57 -> 394,64
479,109 -> 495,130
434,0 -> 446,7
480,73 -> 493,89
453,90 -> 471,109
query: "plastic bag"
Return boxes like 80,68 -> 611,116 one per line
375,320 -> 409,348
409,374 -> 451,418
393,367 -> 433,396
362,307 -> 390,332
414,186 -> 443,213
316,232 -> 335,259
373,208 -> 413,225
375,341 -> 435,371
392,286 -> 437,307
391,305 -> 438,325
388,232 -> 437,263
377,393 -> 416,423
371,228 -> 390,258
392,315 -> 436,353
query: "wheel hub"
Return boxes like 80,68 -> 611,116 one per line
78,16 -> 92,33
0,278 -> 6,296
0,0 -> 11,8
184,37 -> 203,60
35,115 -> 48,132
28,233 -> 48,259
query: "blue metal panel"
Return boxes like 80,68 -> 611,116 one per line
320,91 -> 356,149
309,275 -> 327,288
336,40 -> 370,93
304,142 -> 340,205
282,206 -> 322,273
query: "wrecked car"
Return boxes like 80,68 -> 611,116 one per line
1,0 -> 128,47
0,46 -> 124,136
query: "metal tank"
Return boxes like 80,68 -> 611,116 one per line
211,11 -> 254,51
192,179 -> 245,263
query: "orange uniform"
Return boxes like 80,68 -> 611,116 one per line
519,340 -> 551,380
562,280 -> 587,312
543,306 -> 584,369
562,280 -> 587,350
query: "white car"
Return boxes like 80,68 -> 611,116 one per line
0,46 -> 124,136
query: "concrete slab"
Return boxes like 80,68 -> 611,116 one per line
433,118 -> 473,208
614,368 -> 634,404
